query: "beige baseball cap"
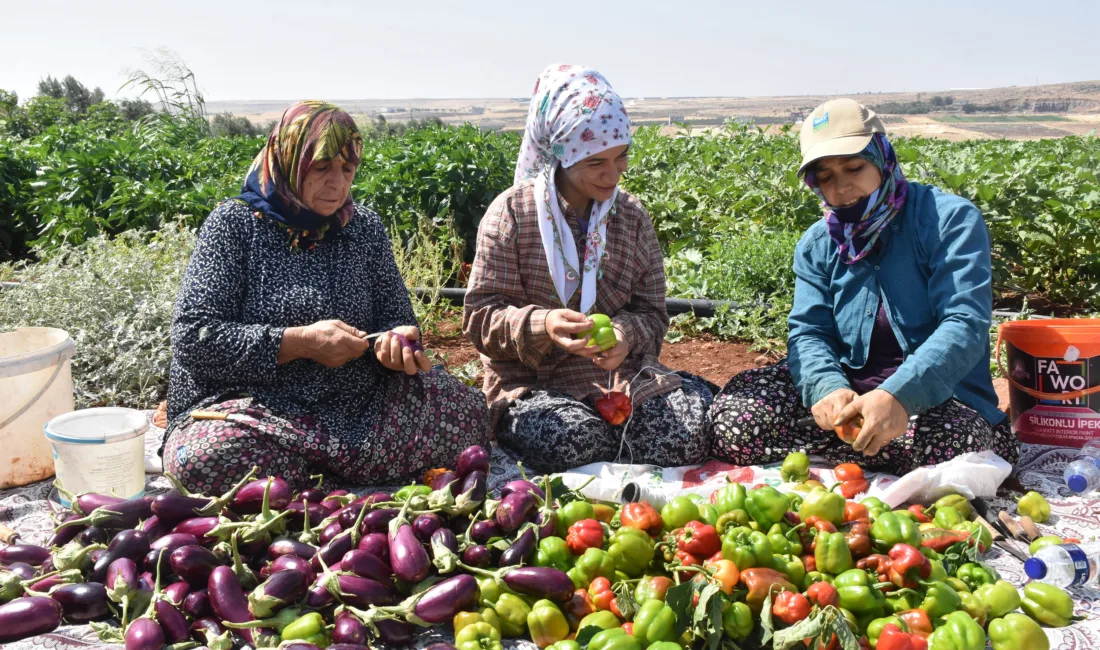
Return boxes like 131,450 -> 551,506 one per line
798,98 -> 885,174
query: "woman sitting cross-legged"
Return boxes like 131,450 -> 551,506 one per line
162,101 -> 490,493
463,64 -> 716,473
708,99 -> 1018,473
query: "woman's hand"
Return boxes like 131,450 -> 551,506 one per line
280,320 -> 369,368
374,326 -> 432,375
811,387 -> 858,432
835,389 -> 910,456
592,325 -> 630,372
545,309 -> 602,358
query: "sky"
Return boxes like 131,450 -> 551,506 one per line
3,0 -> 1099,102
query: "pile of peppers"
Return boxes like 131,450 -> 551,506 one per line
0,449 -> 1074,650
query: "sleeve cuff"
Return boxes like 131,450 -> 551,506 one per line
807,375 -> 854,407
519,308 -> 553,367
879,372 -> 920,416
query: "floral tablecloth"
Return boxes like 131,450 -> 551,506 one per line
2,418 -> 1098,649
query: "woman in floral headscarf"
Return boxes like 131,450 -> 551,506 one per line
708,99 -> 1018,473
162,101 -> 489,492
463,65 -> 716,473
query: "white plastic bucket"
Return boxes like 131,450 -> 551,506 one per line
0,327 -> 75,488
45,408 -> 148,506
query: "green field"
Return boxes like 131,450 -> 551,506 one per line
934,114 -> 1070,123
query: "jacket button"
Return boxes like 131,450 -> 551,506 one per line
866,309 -> 872,316
874,265 -> 880,270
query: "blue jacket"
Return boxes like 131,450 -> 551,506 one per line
787,182 -> 1005,425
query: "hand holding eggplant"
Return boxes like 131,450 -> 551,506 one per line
373,326 -> 431,375
279,320 -> 370,368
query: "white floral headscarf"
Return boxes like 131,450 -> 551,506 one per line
514,64 -> 631,313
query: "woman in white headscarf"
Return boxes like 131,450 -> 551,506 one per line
463,64 -> 716,473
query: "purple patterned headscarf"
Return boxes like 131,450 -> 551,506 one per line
802,133 -> 909,264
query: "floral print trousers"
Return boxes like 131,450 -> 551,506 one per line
497,373 -> 716,474
708,363 -> 1019,474
163,369 -> 490,493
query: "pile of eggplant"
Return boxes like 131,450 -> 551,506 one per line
0,444 -> 567,650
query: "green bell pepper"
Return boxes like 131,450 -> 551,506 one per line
711,483 -> 747,515
579,610 -> 622,631
866,616 -> 908,648
455,622 -> 503,650
281,612 -> 328,645
634,576 -> 673,604
870,510 -> 920,551
956,562 -> 996,591
786,493 -> 803,514
567,548 -> 617,589
548,642 -> 582,650
607,527 -> 655,577
944,577 -> 970,594
722,601 -> 753,640
815,531 -> 853,575
1022,582 -> 1076,628
720,528 -> 772,571
746,485 -> 788,529
780,451 -> 811,483
974,580 -> 1021,619
528,599 -> 570,648
478,577 -> 501,605
884,588 -> 922,614
456,610 -> 502,636
696,504 -> 719,527
767,523 -> 792,555
557,501 -> 596,537
492,593 -> 532,637
860,496 -> 889,520
920,581 -> 962,622
928,558 -> 948,582
631,600 -> 677,646
660,497 -> 699,531
988,612 -> 1050,650
644,643 -> 681,650
799,486 -> 845,526
927,610 -> 986,650
954,521 -> 992,551
933,494 -> 973,519
834,569 -> 886,616
958,591 -> 989,627
534,537 -> 574,573
1029,536 -> 1063,556
765,553 -> 806,587
578,314 -> 618,352
1016,491 -> 1051,523
933,505 -> 965,530
394,484 -> 431,501
714,509 -> 750,534
802,571 -> 831,591
588,628 -> 643,650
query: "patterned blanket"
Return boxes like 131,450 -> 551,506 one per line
2,417 -> 1098,649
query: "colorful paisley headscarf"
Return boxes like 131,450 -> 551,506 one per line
236,101 -> 364,248
514,64 -> 632,313
802,133 -> 909,264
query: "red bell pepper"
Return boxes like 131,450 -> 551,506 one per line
845,522 -> 872,558
771,590 -> 812,625
566,519 -> 604,555
876,623 -> 928,650
806,581 -> 838,608
595,391 -> 631,426
676,520 -> 720,558
906,505 -> 931,524
620,502 -> 662,537
838,479 -> 870,499
833,463 -> 864,482
588,577 -> 614,611
887,544 -> 931,590
805,516 -> 837,534
897,609 -> 933,639
918,528 -> 971,553
855,554 -> 892,584
844,501 -> 870,524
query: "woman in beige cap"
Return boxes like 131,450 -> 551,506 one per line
708,98 -> 1017,473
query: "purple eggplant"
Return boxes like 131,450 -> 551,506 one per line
375,618 -> 415,646
330,645 -> 372,650
208,565 -> 261,644
411,574 -> 479,624
495,491 -> 537,533
56,496 -> 153,531
248,569 -> 308,618
125,616 -> 164,650
389,521 -> 430,584
430,470 -> 460,495
170,545 -> 222,587
357,532 -> 389,562
146,532 -> 200,572
286,501 -> 329,533
268,555 -> 315,582
232,476 -> 292,515
460,471 -> 488,504
412,513 -> 444,542
154,598 -> 191,643
0,543 -> 49,566
268,538 -> 317,561
329,574 -> 393,608
462,545 -> 491,568
306,580 -> 334,609
171,516 -> 220,544
90,529 -> 151,582
431,528 -> 459,554
105,558 -> 140,596
46,515 -> 85,548
340,549 -> 393,582
311,532 -> 354,572
6,562 -> 35,581
469,519 -> 500,545
321,490 -> 354,513
0,596 -> 63,642
320,522 -> 344,545
29,569 -> 82,592
501,567 -> 574,603
333,612 -> 369,644
357,508 -> 399,535
139,571 -> 155,592
500,527 -> 537,567
500,479 -> 545,500
190,616 -> 225,642
152,493 -> 219,525
164,581 -> 190,605
139,515 -> 172,540
283,645 -> 322,650
78,526 -> 109,546
52,486 -> 126,516
183,588 -> 212,618
456,445 -> 490,478
296,487 -> 326,504
48,582 -> 110,623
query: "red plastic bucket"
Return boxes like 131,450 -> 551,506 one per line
997,319 -> 1100,447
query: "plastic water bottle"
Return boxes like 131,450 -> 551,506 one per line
1078,440 -> 1100,466
1025,542 -> 1100,587
1063,458 -> 1100,493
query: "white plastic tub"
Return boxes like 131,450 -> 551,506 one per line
0,327 -> 75,488
45,407 -> 148,505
